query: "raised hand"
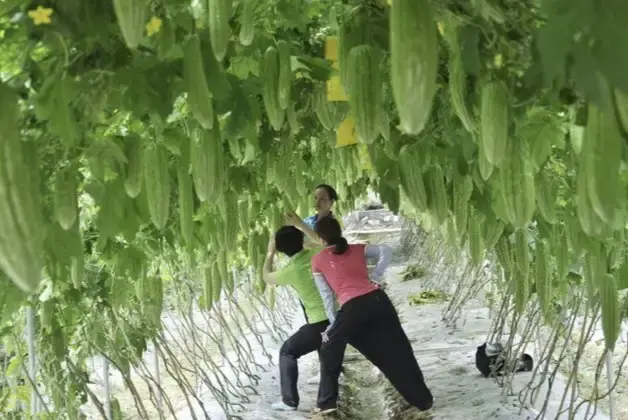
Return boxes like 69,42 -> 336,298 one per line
283,211 -> 301,227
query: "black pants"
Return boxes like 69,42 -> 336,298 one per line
280,320 -> 330,407
317,290 -> 433,411
298,300 -> 324,361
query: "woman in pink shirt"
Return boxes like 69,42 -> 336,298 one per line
287,215 -> 433,414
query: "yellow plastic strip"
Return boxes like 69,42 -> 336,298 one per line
324,36 -> 339,61
325,36 -> 348,102
336,114 -> 357,147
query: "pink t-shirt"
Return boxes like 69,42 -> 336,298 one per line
311,244 -> 379,306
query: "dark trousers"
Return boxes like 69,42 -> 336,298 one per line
280,320 -> 330,407
298,301 -> 326,362
316,290 -> 433,411
298,299 -> 348,365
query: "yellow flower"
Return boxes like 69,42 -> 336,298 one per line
146,16 -> 163,37
28,6 -> 53,26
494,54 -> 503,68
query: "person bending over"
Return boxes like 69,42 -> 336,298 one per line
286,216 -> 434,414
262,226 -> 337,412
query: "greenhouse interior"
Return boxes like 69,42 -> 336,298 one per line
0,0 -> 627,419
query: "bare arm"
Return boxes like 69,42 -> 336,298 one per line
303,236 -> 321,249
285,212 -> 324,246
262,241 -> 279,285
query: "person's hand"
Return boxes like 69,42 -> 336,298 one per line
370,275 -> 387,291
283,211 -> 301,227
321,326 -> 332,343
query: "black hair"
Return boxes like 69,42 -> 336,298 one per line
275,226 -> 304,257
314,184 -> 338,202
314,217 -> 349,255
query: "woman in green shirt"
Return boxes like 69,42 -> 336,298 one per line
262,225 -> 333,412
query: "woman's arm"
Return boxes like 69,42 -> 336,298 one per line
313,272 -> 337,327
303,236 -> 320,250
285,212 -> 324,246
262,239 -> 279,284
364,244 -> 393,283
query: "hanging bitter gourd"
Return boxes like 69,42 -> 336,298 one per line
191,123 -> 225,203
425,166 -> 449,226
112,0 -> 147,49
48,77 -> 79,148
143,144 -> 171,229
582,102 -> 622,224
262,46 -> 285,131
390,0 -> 438,135
480,80 -> 509,167
467,208 -> 485,266
453,172 -> 473,236
346,44 -> 381,144
449,53 -> 476,134
483,218 -> 505,249
124,136 -> 143,198
183,35 -> 215,129
277,40 -> 292,111
177,147 -> 194,244
314,85 -> 334,130
513,268 -> 530,315
239,0 -> 255,46
208,0 -> 232,62
398,144 -> 428,212
552,224 -> 569,280
535,170 -> 558,224
514,229 -> 530,279
534,239 -> 552,318
576,161 -> 607,238
599,273 -> 621,351
0,83 -> 45,293
499,138 -> 535,229
53,164 -> 78,230
495,234 -> 515,275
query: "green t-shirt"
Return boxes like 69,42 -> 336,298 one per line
274,248 -> 328,324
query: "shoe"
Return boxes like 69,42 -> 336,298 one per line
419,397 -> 434,411
313,407 -> 337,415
270,401 -> 297,411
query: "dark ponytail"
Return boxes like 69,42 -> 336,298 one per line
332,237 -> 349,255
314,217 -> 349,255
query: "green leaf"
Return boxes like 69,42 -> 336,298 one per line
295,56 -> 334,81
535,24 -> 571,87
0,0 -> 21,17
276,0 -> 310,31
591,8 -> 628,93
229,55 -> 260,78
5,355 -> 21,377
571,42 -> 605,105
617,257 -> 628,290
0,273 -> 26,324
